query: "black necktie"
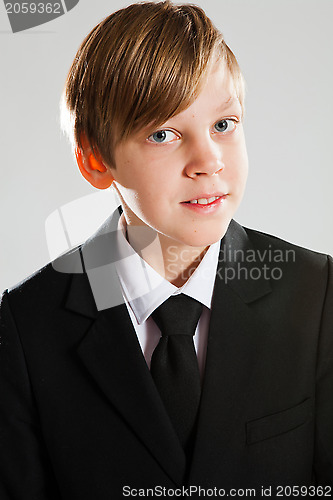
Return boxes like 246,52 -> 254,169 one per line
150,294 -> 203,451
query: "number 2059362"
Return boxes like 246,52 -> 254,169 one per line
5,3 -> 61,14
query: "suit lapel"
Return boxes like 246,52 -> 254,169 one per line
63,211 -> 186,486
188,220 -> 272,484
76,301 -> 185,485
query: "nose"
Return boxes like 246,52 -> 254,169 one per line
184,136 -> 224,178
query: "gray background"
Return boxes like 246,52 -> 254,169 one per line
1,0 -> 332,291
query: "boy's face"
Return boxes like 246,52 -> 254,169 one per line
110,61 -> 248,249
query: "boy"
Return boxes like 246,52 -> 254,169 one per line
0,1 -> 332,498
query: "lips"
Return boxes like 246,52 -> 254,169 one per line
182,193 -> 228,205
180,193 -> 227,214
188,196 -> 220,205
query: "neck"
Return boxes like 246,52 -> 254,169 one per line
125,224 -> 209,288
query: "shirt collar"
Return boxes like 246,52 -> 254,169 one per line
114,215 -> 220,325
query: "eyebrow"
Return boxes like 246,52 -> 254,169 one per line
216,97 -> 239,113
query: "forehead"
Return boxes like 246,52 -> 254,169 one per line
167,63 -> 240,122
204,61 -> 238,101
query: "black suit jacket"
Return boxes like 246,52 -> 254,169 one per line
0,212 -> 332,499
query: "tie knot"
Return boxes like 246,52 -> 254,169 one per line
152,294 -> 203,337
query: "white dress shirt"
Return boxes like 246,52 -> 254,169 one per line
114,215 -> 220,379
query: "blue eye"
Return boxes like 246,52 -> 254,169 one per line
214,119 -> 237,133
147,130 -> 178,144
152,131 -> 166,143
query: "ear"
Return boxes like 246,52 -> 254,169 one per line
75,136 -> 114,190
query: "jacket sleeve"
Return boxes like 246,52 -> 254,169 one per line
0,290 -> 61,499
314,255 -> 333,486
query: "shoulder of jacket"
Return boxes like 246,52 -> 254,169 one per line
241,223 -> 329,262
3,245 -> 83,305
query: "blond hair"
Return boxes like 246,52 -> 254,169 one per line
61,1 -> 245,166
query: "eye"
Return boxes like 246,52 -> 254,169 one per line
147,130 -> 178,144
214,119 -> 237,134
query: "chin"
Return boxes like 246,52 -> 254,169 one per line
179,223 -> 231,248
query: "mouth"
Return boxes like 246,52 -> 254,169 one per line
182,194 -> 228,206
180,193 -> 228,214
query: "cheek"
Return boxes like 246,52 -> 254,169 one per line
117,155 -> 167,193
229,139 -> 248,189
226,154 -> 248,191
